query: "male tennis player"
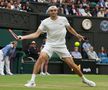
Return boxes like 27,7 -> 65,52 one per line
18,6 -> 96,87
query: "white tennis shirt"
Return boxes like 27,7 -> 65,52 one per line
38,16 -> 70,47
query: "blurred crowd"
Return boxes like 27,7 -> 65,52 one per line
34,0 -> 108,17
0,0 -> 32,12
50,0 -> 108,17
70,37 -> 108,64
0,0 -> 107,17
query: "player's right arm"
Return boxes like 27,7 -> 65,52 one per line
18,29 -> 42,40
18,20 -> 46,40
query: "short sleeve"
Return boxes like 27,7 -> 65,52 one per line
38,20 -> 46,32
64,17 -> 70,27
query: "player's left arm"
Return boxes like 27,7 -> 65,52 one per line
66,25 -> 84,41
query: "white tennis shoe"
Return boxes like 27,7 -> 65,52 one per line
24,81 -> 36,87
82,79 -> 96,87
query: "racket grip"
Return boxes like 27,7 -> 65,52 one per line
18,35 -> 22,40
19,37 -> 22,39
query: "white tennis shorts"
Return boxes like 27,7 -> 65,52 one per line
41,45 -> 71,59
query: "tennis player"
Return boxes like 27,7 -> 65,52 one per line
18,6 -> 96,87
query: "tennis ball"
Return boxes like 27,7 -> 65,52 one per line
74,42 -> 80,47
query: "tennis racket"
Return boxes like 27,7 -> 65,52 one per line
8,29 -> 18,40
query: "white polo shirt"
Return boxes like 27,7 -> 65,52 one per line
38,16 -> 70,47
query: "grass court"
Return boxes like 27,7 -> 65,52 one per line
0,74 -> 108,90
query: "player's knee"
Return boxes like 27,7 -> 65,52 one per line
39,54 -> 47,60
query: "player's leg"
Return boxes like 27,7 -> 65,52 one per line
5,56 -> 13,75
32,52 -> 49,74
55,47 -> 96,87
63,57 -> 96,87
64,57 -> 83,77
24,52 -> 49,87
25,45 -> 53,87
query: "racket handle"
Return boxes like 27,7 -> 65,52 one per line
18,35 -> 22,40
19,37 -> 22,39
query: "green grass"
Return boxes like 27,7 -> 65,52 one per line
0,74 -> 108,90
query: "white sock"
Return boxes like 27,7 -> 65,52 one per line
81,75 -> 87,81
30,74 -> 36,82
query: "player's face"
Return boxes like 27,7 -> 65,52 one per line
49,9 -> 58,17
